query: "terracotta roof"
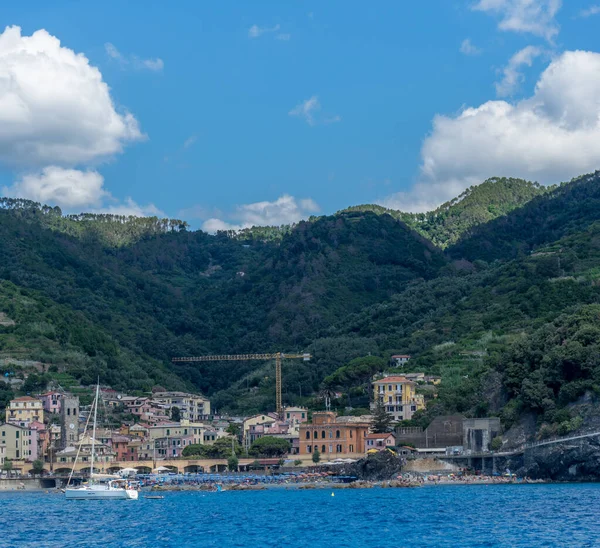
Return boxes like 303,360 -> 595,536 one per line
365,433 -> 395,439
373,376 -> 412,383
11,396 -> 40,402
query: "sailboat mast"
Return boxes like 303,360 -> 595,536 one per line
90,382 -> 100,478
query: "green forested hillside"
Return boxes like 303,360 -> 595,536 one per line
0,202 -> 444,404
343,177 -> 547,248
1,173 -> 600,432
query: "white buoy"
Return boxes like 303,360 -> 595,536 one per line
331,492 -> 335,497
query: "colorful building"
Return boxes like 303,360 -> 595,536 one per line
299,412 -> 370,457
371,375 -> 425,422
365,432 -> 397,452
5,396 -> 44,424
39,391 -> 63,414
151,392 -> 211,422
283,406 -> 308,424
147,423 -> 194,458
0,423 -> 39,461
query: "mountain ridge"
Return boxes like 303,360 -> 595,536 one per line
1,172 -> 600,436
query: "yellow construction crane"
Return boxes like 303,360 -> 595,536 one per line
171,353 -> 311,416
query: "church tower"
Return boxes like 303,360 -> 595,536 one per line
60,396 -> 80,449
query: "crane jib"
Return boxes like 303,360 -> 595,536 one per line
170,353 -> 311,416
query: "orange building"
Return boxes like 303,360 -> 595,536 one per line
299,412 -> 370,457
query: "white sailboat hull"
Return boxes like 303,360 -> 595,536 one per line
65,486 -> 139,500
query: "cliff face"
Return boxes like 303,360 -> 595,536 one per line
517,438 -> 600,481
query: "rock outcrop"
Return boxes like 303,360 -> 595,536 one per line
518,437 -> 600,481
336,451 -> 405,481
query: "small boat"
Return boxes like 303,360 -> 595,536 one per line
65,383 -> 139,501
144,495 -> 164,500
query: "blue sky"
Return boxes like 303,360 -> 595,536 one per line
0,1 -> 599,230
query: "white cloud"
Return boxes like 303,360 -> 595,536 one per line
183,135 -> 198,149
140,58 -> 164,71
248,24 -> 281,39
95,197 -> 163,217
460,39 -> 482,55
496,45 -> 544,96
0,26 -> 143,168
289,96 -> 341,126
105,42 -> 122,60
289,96 -> 320,126
381,50 -> 600,212
3,167 -> 162,217
473,0 -> 562,41
579,5 -> 600,17
4,167 -> 106,209
104,42 -> 164,72
201,194 -> 320,232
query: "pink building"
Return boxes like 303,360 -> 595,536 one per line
111,435 -> 134,461
365,432 -> 397,452
283,407 -> 308,425
39,392 -> 63,414
29,420 -> 48,459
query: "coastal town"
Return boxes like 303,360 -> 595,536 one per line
0,355 -> 509,487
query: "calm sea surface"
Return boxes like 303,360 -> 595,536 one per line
1,484 -> 599,547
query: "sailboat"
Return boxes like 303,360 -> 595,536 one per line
65,383 -> 139,500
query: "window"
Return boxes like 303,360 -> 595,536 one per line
166,429 -> 170,436
329,445 -> 333,453
305,431 -> 310,440
321,430 -> 326,439
302,413 -> 305,419
349,445 -> 354,452
336,444 -> 342,453
336,430 -> 340,439
307,445 -> 312,453
313,431 -> 318,439
287,413 -> 290,419
328,431 -> 332,438
388,385 -> 392,391
67,408 -> 71,416
321,445 -> 326,453
350,431 -> 353,438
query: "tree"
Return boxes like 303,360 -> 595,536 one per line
32,459 -> 44,476
371,398 -> 393,433
170,406 -> 181,422
226,423 -> 241,439
249,436 -> 291,458
2,459 -> 13,477
227,453 -> 239,471
312,448 -> 321,464
204,437 -> 243,459
182,444 -> 205,457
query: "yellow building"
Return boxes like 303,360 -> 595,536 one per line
0,423 -> 38,461
372,376 -> 425,422
5,396 -> 44,424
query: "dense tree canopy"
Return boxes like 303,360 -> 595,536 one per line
1,172 -> 600,433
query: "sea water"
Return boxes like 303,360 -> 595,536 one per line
1,484 -> 599,547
